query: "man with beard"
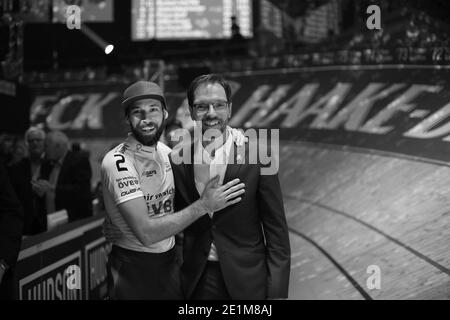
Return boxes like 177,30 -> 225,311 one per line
170,74 -> 291,299
101,81 -> 245,299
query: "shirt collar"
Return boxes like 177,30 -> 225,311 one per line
126,133 -> 158,155
194,128 -> 233,164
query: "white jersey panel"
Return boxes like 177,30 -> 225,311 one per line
101,135 -> 175,253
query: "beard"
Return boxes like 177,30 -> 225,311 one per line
131,118 -> 165,146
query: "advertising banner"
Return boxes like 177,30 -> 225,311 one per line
226,66 -> 450,164
28,65 -> 450,163
16,217 -> 110,300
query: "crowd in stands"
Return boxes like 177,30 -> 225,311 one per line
1,129 -> 93,236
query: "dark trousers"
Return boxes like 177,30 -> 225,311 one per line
191,261 -> 231,300
107,245 -> 183,300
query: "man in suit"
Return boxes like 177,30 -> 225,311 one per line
37,131 -> 93,222
170,74 -> 291,300
0,159 -> 24,299
8,127 -> 48,235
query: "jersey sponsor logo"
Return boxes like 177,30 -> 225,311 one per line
155,187 -> 175,200
142,169 -> 157,178
136,143 -> 142,152
143,187 -> 175,202
117,179 -> 139,189
118,144 -> 129,154
149,199 -> 173,215
115,176 -> 137,182
120,187 -> 140,197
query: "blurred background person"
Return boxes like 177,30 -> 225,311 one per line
231,15 -> 243,40
0,134 -> 15,166
8,127 -> 48,235
9,139 -> 28,167
229,15 -> 247,56
0,160 -> 24,300
36,131 -> 93,223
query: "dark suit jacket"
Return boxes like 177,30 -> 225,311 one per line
0,160 -> 24,299
0,161 -> 24,269
8,158 -> 47,235
41,151 -> 93,223
170,139 -> 291,299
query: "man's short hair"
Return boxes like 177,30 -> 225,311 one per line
24,127 -> 45,143
187,74 -> 232,108
47,131 -> 70,147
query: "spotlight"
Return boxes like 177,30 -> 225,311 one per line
80,24 -> 114,55
104,44 -> 114,55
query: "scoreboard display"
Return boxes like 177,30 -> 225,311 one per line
131,0 -> 252,40
52,0 -> 114,23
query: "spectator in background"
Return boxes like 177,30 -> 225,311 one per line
8,127 -> 48,235
0,160 -> 24,300
231,16 -> 243,40
0,134 -> 15,166
10,139 -> 28,166
37,131 -> 93,223
229,16 -> 247,56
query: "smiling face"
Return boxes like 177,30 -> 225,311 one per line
127,98 -> 165,146
190,82 -> 232,134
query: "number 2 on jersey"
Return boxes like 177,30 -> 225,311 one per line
114,154 -> 128,172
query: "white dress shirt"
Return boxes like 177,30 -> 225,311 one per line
193,129 -> 233,261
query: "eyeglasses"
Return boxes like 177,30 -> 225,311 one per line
193,101 -> 229,114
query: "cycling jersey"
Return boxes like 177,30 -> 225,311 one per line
101,134 -> 175,253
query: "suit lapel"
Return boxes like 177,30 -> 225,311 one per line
183,143 -> 200,200
223,142 -> 243,183
56,152 -> 70,186
212,143 -> 244,222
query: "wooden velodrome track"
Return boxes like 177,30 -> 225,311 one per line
281,141 -> 450,299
